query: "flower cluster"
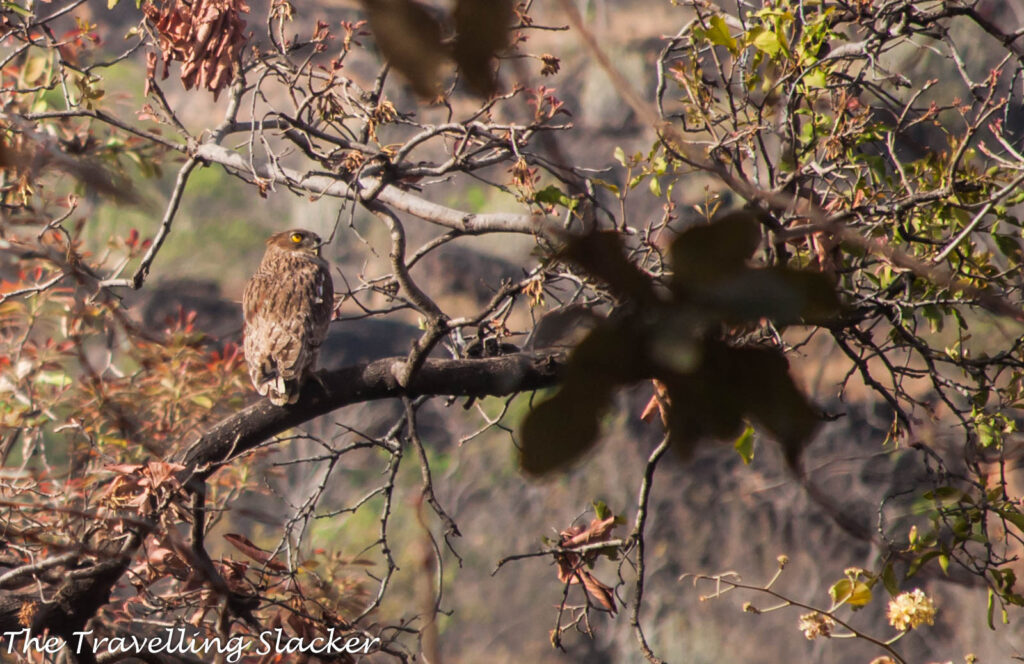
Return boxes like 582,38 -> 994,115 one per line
798,612 -> 836,640
886,589 -> 937,631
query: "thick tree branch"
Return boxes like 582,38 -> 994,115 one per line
179,351 -> 567,478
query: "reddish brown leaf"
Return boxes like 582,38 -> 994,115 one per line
640,379 -> 670,425
141,461 -> 185,489
559,515 -> 616,549
578,569 -> 617,614
223,533 -> 288,571
145,545 -> 190,579
142,0 -> 249,99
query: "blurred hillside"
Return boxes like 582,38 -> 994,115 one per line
62,1 -> 1024,662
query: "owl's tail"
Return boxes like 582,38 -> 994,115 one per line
251,363 -> 300,406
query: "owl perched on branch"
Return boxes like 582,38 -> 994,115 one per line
242,229 -> 334,406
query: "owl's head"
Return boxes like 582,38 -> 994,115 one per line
268,229 -> 325,257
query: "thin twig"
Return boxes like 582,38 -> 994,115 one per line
630,435 -> 670,664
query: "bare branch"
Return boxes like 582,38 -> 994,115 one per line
191,143 -> 546,235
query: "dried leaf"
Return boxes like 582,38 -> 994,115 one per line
578,569 -> 617,613
142,461 -> 186,488
143,0 -> 249,99
145,545 -> 190,579
639,379 -> 669,425
223,533 -> 288,571
559,516 -> 616,549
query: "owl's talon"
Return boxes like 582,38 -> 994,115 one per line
310,370 -> 329,394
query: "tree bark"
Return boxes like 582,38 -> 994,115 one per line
179,350 -> 568,478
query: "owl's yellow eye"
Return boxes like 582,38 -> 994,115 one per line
290,233 -> 303,244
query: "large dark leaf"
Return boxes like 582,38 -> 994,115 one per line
560,232 -> 658,305
731,347 -> 819,466
670,210 -> 762,288
658,347 -> 746,459
694,267 -> 841,324
362,0 -> 446,98
453,0 -> 514,97
526,304 -> 602,350
519,381 -> 610,475
520,323 -> 645,475
655,339 -> 818,464
703,340 -> 819,465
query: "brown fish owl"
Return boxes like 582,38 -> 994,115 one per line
243,229 -> 334,406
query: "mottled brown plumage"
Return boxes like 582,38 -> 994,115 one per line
242,229 -> 334,406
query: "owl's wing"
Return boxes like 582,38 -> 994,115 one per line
308,262 -> 335,348
242,258 -> 334,405
243,272 -> 288,396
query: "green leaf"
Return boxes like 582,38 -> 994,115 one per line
535,185 -> 569,206
36,370 -> 71,387
829,578 -> 872,607
921,304 -> 944,333
21,56 -> 47,86
922,485 -> 962,501
107,0 -> 119,7
733,424 -> 755,464
1,2 -> 32,17
649,177 -> 662,198
190,394 -> 214,409
613,146 -> 627,166
906,550 -> 941,578
994,234 -> 1023,262
997,507 -> 1024,534
591,177 -> 619,195
804,68 -> 826,89
977,418 -> 998,448
752,28 -> 783,57
881,563 -> 899,596
798,119 -> 815,144
706,15 -> 738,54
